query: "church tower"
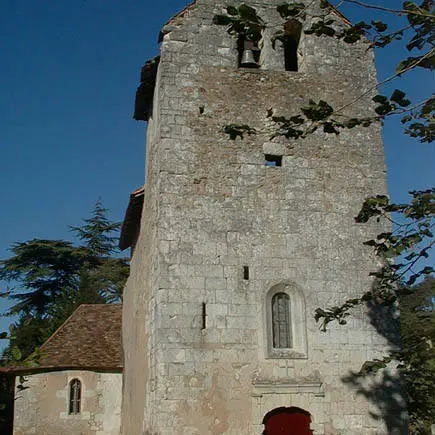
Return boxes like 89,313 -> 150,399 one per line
120,1 -> 406,433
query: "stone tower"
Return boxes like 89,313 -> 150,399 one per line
120,1 -> 406,433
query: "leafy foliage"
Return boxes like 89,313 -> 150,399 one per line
403,96 -> 435,143
399,277 -> 435,434
267,100 -> 376,139
224,124 -> 257,140
0,240 -> 86,316
275,0 -> 435,146
316,189 -> 434,331
213,4 -> 265,41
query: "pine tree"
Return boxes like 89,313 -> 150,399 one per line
70,199 -> 120,257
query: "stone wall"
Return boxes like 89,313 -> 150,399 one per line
121,0 -> 407,433
13,370 -> 122,435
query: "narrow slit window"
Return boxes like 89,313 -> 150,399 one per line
284,38 -> 299,71
69,379 -> 81,415
243,266 -> 249,280
265,154 -> 282,167
202,302 -> 207,330
272,293 -> 291,348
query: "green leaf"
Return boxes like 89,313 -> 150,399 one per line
276,3 -> 306,19
238,4 -> 261,23
323,122 -> 339,134
373,95 -> 388,103
371,20 -> 388,32
301,100 -> 334,121
390,89 -> 411,107
224,124 -> 257,140
305,21 -> 336,37
226,5 -> 238,16
11,345 -> 22,361
212,14 -> 234,26
396,54 -> 435,73
375,102 -> 395,116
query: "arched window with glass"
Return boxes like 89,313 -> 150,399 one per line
266,282 -> 308,359
272,292 -> 292,348
69,379 -> 81,415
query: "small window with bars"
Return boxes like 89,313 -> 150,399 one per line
69,379 -> 81,415
272,292 -> 292,348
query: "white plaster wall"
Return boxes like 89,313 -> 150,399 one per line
13,370 -> 122,435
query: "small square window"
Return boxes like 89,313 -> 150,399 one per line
265,154 -> 282,167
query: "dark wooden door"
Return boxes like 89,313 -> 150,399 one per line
263,407 -> 312,435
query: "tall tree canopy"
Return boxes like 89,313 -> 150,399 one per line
0,201 -> 129,363
399,277 -> 435,433
70,199 -> 121,257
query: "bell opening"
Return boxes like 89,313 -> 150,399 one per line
283,19 -> 302,72
238,34 -> 260,68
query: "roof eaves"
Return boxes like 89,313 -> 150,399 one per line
158,1 -> 197,43
0,365 -> 123,375
133,56 -> 160,122
119,187 -> 145,251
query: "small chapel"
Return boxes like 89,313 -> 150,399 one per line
119,0 -> 407,434
8,304 -> 123,435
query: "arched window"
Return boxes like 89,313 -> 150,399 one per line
272,293 -> 291,348
69,379 -> 81,415
266,282 -> 307,359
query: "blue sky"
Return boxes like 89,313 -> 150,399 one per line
0,0 -> 434,347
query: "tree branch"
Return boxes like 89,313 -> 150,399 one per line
340,0 -> 435,18
334,48 -> 435,116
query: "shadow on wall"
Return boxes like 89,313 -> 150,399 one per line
0,373 -> 14,435
341,292 -> 409,435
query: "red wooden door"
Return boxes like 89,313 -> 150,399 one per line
263,407 -> 312,435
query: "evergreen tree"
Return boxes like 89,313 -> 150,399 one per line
0,201 -> 129,363
0,240 -> 85,317
70,199 -> 120,257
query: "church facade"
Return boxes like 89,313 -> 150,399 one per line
120,1 -> 406,433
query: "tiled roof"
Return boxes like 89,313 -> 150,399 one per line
35,304 -> 123,371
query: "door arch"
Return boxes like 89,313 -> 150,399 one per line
262,407 -> 312,435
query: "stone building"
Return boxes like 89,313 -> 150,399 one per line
120,0 -> 406,433
10,304 -> 123,435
